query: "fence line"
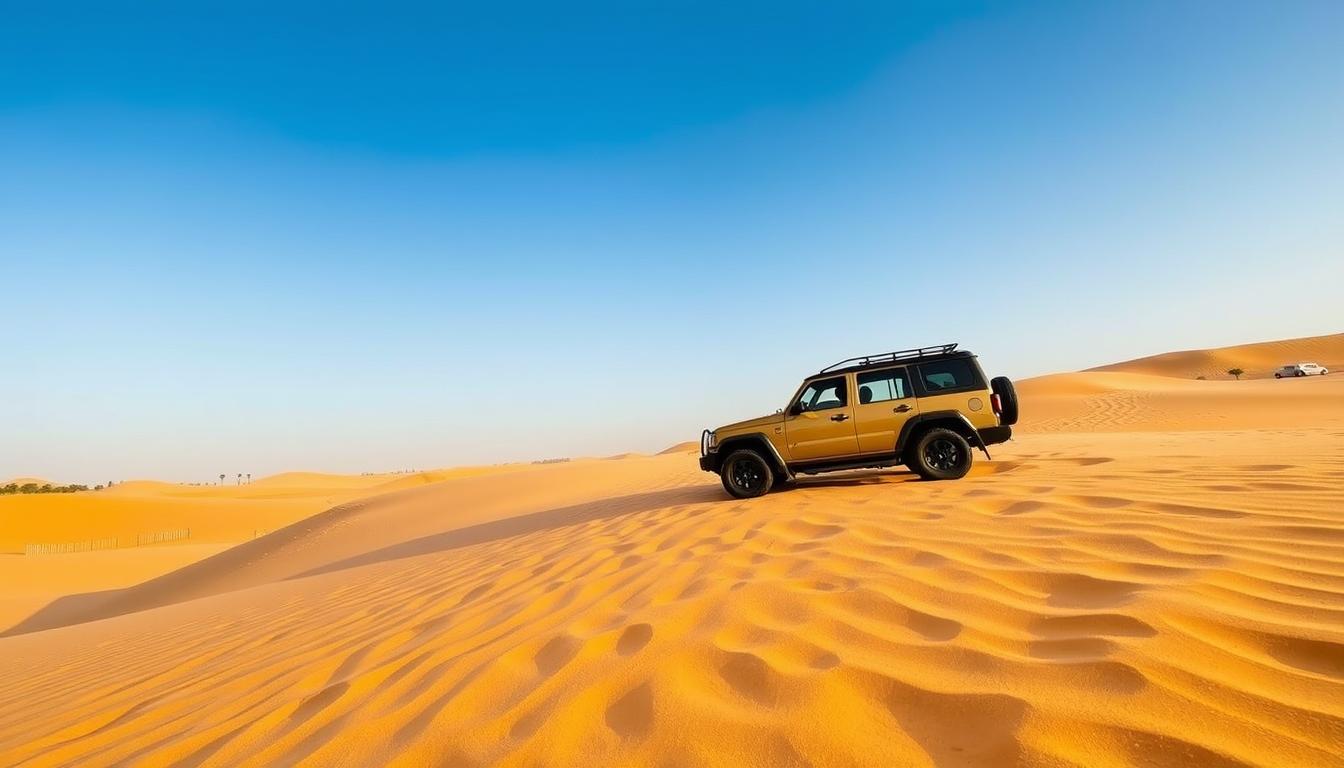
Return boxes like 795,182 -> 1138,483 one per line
23,528 -> 192,555
136,528 -> 191,547
24,538 -> 119,556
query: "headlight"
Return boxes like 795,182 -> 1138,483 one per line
701,429 -> 718,455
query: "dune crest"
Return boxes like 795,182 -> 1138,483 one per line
658,441 -> 700,455
1018,371 -> 1344,433
1087,331 -> 1343,380
3,477 -> 55,487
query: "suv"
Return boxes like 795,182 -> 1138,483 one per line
1275,363 -> 1329,378
699,344 -> 1019,498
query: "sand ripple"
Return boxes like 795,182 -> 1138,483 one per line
0,428 -> 1342,766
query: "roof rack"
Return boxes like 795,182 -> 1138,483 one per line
819,343 -> 959,374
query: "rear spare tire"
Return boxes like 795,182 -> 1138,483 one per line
720,449 -> 774,499
990,376 -> 1020,426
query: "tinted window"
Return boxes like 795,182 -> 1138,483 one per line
917,359 -> 980,393
797,376 -> 847,411
857,368 -> 911,404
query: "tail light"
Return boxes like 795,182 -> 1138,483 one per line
991,393 -> 1002,415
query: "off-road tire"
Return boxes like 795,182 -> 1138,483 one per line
990,376 -> 1020,426
907,428 -> 974,481
721,449 -> 774,499
1275,373 -> 1282,379
1296,370 -> 1306,377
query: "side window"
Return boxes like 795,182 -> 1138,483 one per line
797,376 -> 847,411
917,359 -> 981,394
856,367 -> 911,404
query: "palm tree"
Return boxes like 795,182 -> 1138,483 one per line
247,473 -> 252,484
236,473 -> 242,485
219,473 -> 225,485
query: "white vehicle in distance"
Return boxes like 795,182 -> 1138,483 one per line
1274,362 -> 1329,378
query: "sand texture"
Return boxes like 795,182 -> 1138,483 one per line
1,335 -> 1342,766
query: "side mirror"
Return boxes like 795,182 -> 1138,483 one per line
789,402 -> 804,416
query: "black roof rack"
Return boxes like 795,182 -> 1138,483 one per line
819,343 -> 960,374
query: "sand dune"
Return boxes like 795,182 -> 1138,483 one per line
2,472 -> 394,555
1,335 -> 1342,766
3,477 -> 57,488
1088,332 -> 1343,380
0,470 -> 446,631
658,440 -> 701,454
1018,371 -> 1344,433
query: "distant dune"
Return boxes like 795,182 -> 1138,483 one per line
1,334 -> 1342,766
1018,370 -> 1344,433
657,440 -> 700,455
3,477 -> 55,487
1087,331 -> 1343,380
0,471 -> 432,631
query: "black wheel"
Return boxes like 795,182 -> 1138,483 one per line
720,449 -> 774,499
908,428 -> 973,481
1296,370 -> 1305,377
990,376 -> 1019,426
1275,373 -> 1282,379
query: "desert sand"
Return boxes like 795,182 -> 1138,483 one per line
1,335 -> 1342,766
0,469 -> 504,631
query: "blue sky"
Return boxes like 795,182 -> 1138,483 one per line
3,1 -> 1342,482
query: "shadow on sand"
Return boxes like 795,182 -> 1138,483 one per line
293,484 -> 726,580
3,484 -> 725,637
783,468 -> 922,490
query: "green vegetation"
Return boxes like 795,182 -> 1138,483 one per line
1,483 -> 90,495
1227,368 -> 1245,380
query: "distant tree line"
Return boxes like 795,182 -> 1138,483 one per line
1,483 -> 97,495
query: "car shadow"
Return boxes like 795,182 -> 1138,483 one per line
289,483 -> 728,580
3,483 -> 727,638
781,468 -> 922,490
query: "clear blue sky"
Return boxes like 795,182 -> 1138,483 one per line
3,1 -> 1341,483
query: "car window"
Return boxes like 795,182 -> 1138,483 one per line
857,368 -> 911,404
797,376 -> 847,411
917,359 -> 980,393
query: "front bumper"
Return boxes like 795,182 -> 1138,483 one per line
699,428 -> 718,472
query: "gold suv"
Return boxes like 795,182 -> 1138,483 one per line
699,344 -> 1019,498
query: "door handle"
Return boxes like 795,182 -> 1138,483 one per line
830,414 -> 850,422
893,404 -> 912,413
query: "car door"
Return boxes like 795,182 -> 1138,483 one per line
853,366 -> 920,454
784,374 -> 860,460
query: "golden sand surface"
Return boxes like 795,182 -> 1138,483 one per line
1,336 -> 1341,766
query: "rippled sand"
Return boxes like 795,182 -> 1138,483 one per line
2,338 -> 1342,766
